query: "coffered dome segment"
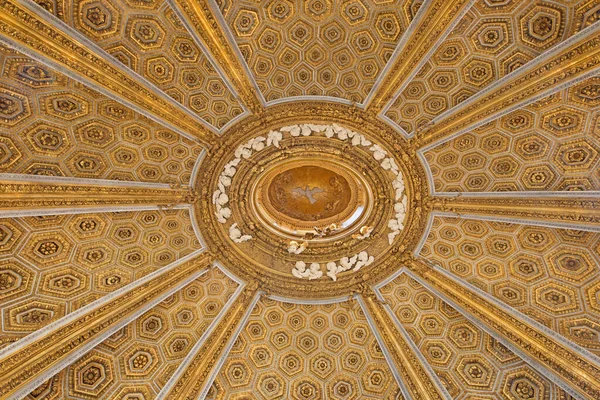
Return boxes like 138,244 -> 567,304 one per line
425,76 -> 600,192
0,46 -> 203,184
216,0 -> 420,103
0,209 -> 200,348
385,0 -> 600,135
34,0 -> 244,129
207,297 -> 404,399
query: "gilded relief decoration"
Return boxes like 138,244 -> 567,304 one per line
425,76 -> 600,192
0,45 -> 203,184
0,0 -> 599,397
421,216 -> 600,356
385,0 -> 600,135
216,0 -> 420,103
0,209 -> 199,349
34,0 -> 244,129
207,297 -> 404,399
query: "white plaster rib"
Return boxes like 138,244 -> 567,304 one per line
197,291 -> 262,400
356,294 -> 414,400
371,0 -> 477,117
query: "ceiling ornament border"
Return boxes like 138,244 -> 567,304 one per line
0,0 -> 217,145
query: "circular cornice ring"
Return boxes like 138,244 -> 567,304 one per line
194,102 -> 431,299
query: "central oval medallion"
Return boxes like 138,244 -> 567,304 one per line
252,159 -> 371,240
267,165 -> 352,221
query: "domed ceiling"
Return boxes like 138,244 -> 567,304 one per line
0,0 -> 599,399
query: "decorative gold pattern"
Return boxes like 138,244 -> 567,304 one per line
360,285 -> 445,399
414,18 -> 600,148
170,0 -> 264,113
432,195 -> 600,229
161,284 -> 259,399
367,0 -> 473,112
0,181 -> 196,211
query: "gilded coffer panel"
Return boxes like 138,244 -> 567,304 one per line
0,209 -> 200,349
420,216 -> 600,356
385,0 -> 600,134
32,0 -> 244,129
24,268 -> 238,399
207,297 -> 403,399
0,45 -> 203,184
380,273 -> 564,399
424,76 -> 600,192
215,0 -> 421,103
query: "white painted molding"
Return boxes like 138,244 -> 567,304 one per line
212,260 -> 246,287
433,191 -> 600,198
189,149 -> 207,189
355,294 -> 413,399
360,287 -> 453,399
267,293 -> 351,305
419,23 -> 600,151
204,0 -> 267,108
371,0 -> 477,114
432,210 -> 600,233
0,173 -> 174,188
0,204 -> 190,219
